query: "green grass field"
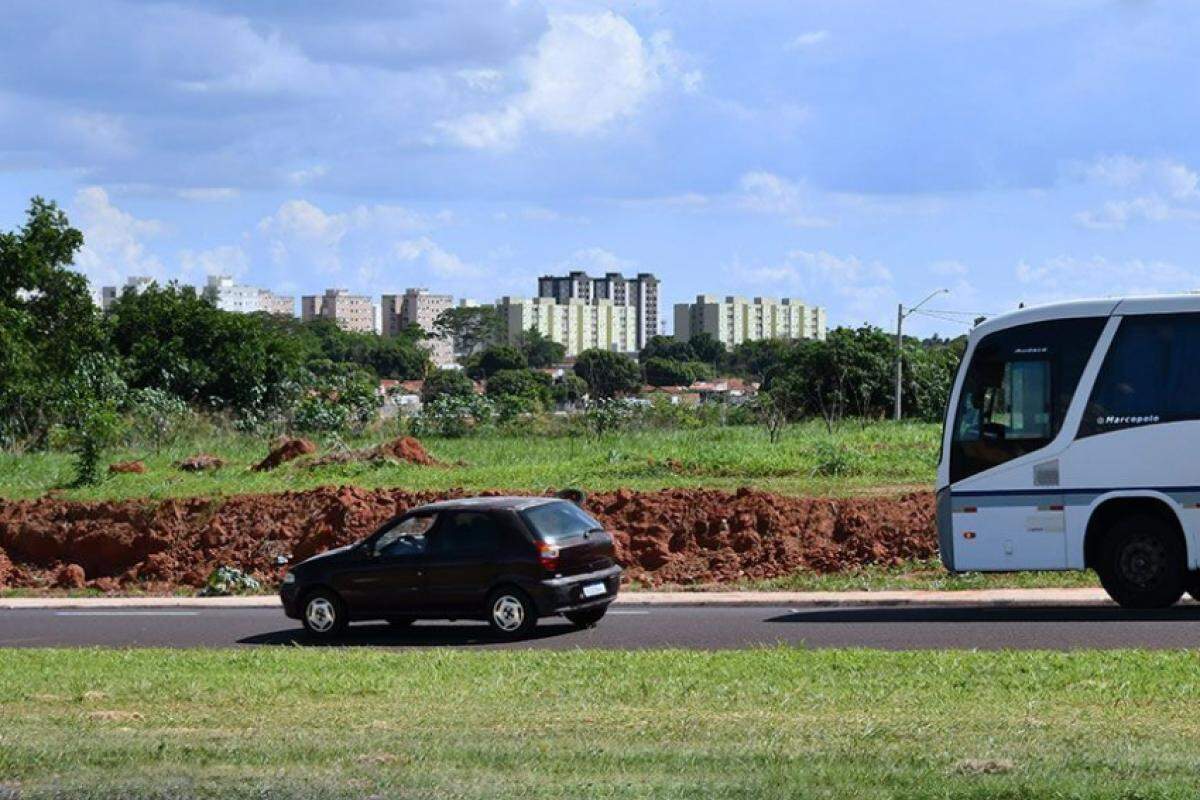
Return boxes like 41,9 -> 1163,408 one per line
2,647 -> 1198,799
0,421 -> 940,502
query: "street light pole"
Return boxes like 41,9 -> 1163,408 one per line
893,288 -> 948,421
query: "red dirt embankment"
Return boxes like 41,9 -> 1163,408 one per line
0,487 -> 935,591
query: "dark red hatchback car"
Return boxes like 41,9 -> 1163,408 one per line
280,496 -> 622,638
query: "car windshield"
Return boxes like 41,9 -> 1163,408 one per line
521,501 -> 603,542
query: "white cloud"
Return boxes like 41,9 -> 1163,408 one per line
393,237 -> 480,278
930,260 -> 969,277
177,187 -> 239,202
736,249 -> 894,323
179,245 -> 249,280
439,11 -> 699,148
70,187 -> 166,286
1071,155 -> 1200,230
737,171 -> 830,227
1015,256 -> 1200,305
559,247 -> 635,273
256,199 -> 440,273
787,30 -> 830,49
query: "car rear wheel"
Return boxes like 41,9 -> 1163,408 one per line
564,607 -> 607,628
486,588 -> 537,637
1096,514 -> 1186,609
302,589 -> 348,638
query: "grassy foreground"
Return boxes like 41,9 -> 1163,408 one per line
0,421 -> 938,502
2,648 -> 1199,799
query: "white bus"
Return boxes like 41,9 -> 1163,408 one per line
938,295 -> 1200,608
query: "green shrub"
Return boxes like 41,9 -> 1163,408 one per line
810,440 -> 864,477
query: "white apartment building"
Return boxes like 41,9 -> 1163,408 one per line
382,288 -> 455,366
301,288 -> 376,333
203,275 -> 295,316
99,275 -> 155,310
536,271 -> 659,351
673,295 -> 827,348
498,296 -> 640,357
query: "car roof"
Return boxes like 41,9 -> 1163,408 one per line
972,293 -> 1200,339
409,496 -> 562,514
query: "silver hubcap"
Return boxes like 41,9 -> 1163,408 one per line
492,595 -> 525,632
306,597 -> 336,633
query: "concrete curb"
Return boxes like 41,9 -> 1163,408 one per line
0,588 -> 1121,610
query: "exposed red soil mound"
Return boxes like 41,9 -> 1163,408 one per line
306,437 -> 440,469
0,487 -> 935,592
177,454 -> 226,472
108,461 -> 146,474
252,438 -> 316,472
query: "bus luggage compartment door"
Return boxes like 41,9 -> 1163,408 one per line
950,492 -> 1067,571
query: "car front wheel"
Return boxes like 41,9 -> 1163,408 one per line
302,589 -> 348,638
1096,514 -> 1186,609
487,588 -> 537,637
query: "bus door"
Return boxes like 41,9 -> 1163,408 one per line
947,317 -> 1106,571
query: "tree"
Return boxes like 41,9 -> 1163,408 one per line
0,198 -> 106,443
688,332 -> 726,364
729,338 -> 791,381
55,353 -> 128,485
421,368 -> 476,403
552,373 -> 589,406
434,305 -> 504,359
518,326 -> 566,368
466,344 -> 527,379
108,285 -> 307,413
639,335 -> 695,363
573,349 -> 642,399
485,368 -> 553,411
643,357 -> 712,387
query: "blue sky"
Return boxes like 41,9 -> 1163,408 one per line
3,0 -> 1200,336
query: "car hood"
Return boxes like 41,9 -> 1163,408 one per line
298,543 -> 358,569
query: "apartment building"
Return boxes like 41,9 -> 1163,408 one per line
498,296 -> 639,357
202,275 -> 295,316
381,288 -> 454,366
301,288 -> 377,333
673,295 -> 827,349
536,270 -> 659,351
99,275 -> 155,310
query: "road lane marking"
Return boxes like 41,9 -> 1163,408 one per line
54,611 -> 200,617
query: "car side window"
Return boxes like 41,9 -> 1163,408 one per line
373,514 -> 436,557
428,511 -> 501,558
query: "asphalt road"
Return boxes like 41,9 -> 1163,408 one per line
7,604 -> 1200,649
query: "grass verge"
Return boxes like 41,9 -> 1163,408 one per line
1,648 -> 1198,799
0,421 -> 939,502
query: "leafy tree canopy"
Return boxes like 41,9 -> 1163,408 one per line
573,349 -> 642,399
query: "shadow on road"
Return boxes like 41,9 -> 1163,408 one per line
239,620 -> 579,647
765,604 -> 1200,625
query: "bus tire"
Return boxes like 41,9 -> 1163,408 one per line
1185,572 -> 1200,604
1096,514 -> 1186,609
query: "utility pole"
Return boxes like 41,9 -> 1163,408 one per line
894,288 -> 948,421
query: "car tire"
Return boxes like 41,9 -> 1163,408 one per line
385,617 -> 415,628
301,589 -> 348,638
564,607 -> 607,628
486,587 -> 538,637
1096,514 -> 1186,609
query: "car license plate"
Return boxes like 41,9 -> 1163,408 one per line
582,582 -> 607,598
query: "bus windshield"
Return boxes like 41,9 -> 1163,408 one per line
948,317 -> 1104,483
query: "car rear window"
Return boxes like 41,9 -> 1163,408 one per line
521,501 -> 602,542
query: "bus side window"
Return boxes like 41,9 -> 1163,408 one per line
1081,313 -> 1200,437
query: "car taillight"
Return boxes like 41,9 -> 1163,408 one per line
537,542 -> 560,571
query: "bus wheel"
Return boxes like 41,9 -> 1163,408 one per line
1185,572 -> 1200,604
1096,514 -> 1186,609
